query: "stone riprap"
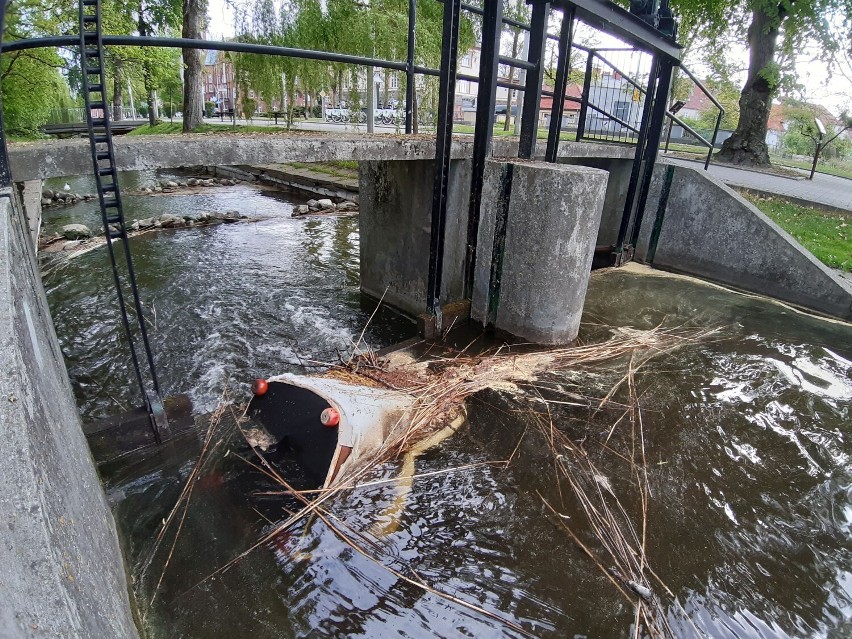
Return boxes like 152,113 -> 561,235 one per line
292,199 -> 358,217
40,211 -> 250,257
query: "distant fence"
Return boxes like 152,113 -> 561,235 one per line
47,106 -> 138,124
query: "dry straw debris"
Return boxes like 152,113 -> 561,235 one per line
148,323 -> 717,637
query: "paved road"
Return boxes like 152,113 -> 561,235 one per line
667,157 -> 852,212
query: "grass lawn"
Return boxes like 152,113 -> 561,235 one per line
659,142 -> 710,156
127,122 -> 290,136
285,161 -> 358,180
744,194 -> 851,272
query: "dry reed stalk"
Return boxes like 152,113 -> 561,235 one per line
140,387 -> 236,610
533,353 -> 694,639
339,325 -> 717,483
225,422 -> 533,636
251,460 -> 507,496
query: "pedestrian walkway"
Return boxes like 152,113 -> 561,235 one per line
667,157 -> 852,212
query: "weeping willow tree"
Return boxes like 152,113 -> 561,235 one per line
230,0 -> 476,130
0,0 -> 75,136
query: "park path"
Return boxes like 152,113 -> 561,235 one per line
667,157 -> 852,212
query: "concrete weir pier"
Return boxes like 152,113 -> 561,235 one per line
359,159 -> 472,316
471,160 -> 609,344
359,158 -> 608,344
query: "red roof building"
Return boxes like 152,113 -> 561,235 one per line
539,82 -> 583,112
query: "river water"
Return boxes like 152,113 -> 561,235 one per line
42,171 -> 852,638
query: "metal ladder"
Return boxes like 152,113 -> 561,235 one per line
79,0 -> 168,442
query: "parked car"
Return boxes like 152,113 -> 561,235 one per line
494,104 -> 518,116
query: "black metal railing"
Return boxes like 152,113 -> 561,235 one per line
662,65 -> 725,170
0,0 -> 701,423
454,1 -> 720,169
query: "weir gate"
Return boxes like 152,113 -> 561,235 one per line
1,0 -> 716,440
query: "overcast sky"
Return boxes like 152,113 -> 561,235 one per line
206,0 -> 849,116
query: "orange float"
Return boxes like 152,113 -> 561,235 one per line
320,407 -> 340,427
252,378 -> 269,396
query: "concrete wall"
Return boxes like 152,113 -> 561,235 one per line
471,160 -> 608,344
558,157 -> 633,247
0,188 -> 139,638
18,180 -> 42,249
359,159 -> 472,316
635,162 -> 852,321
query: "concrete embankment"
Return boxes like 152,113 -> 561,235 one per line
0,187 -> 139,637
211,163 -> 360,202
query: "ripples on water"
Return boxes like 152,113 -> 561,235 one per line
43,172 -> 852,638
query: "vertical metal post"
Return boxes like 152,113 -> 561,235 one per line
464,0 -> 503,299
405,0 -> 416,134
518,0 -> 549,159
545,7 -> 574,163
426,0 -> 461,323
705,108 -> 722,170
663,118 -> 672,153
615,54 -> 659,255
628,57 -> 674,249
575,51 -> 594,142
646,164 -> 674,263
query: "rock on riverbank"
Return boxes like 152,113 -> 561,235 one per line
292,199 -> 359,217
43,189 -> 96,208
40,210 -> 251,257
42,176 -> 246,207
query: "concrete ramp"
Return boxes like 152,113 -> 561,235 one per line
636,162 -> 852,322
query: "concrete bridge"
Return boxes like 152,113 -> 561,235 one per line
7,133 -> 634,181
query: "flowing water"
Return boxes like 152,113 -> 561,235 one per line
42,172 -> 852,638
42,170 -> 414,420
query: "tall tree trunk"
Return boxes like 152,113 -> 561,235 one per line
504,29 -> 519,131
182,0 -> 206,132
112,59 -> 124,121
137,14 -> 158,127
145,83 -> 157,126
382,68 -> 389,107
715,6 -> 785,166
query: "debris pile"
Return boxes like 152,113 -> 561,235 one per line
150,324 -> 718,637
